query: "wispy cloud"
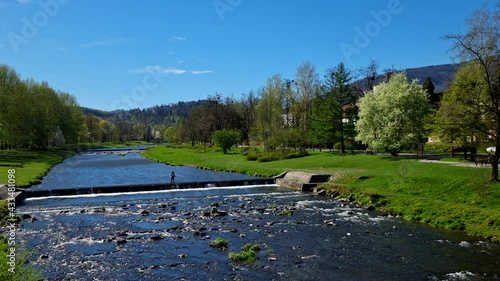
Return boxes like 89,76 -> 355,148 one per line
17,0 -> 32,5
81,38 -> 126,48
134,66 -> 187,75
191,70 -> 213,75
169,36 -> 186,43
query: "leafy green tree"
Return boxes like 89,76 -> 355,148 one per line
443,4 -> 500,181
212,129 -> 241,154
0,65 -> 83,148
163,126 -> 178,144
432,63 -> 488,153
356,72 -> 430,156
252,75 -> 285,150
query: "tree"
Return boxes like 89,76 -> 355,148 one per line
237,91 -> 259,144
443,4 -> 500,181
422,77 -> 438,107
252,75 -> 285,150
311,62 -> 356,153
294,61 -> 320,147
212,129 -> 241,154
185,106 -> 212,147
356,72 -> 430,156
163,126 -> 178,144
356,59 -> 379,94
432,62 -> 487,155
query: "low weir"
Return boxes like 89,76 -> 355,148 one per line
17,178 -> 275,202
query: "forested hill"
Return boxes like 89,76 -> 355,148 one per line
404,63 -> 460,92
355,63 -> 460,93
81,100 -> 206,126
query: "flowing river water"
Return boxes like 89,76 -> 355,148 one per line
17,151 -> 500,280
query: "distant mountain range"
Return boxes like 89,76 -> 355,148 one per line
82,63 -> 461,126
399,63 -> 460,92
354,63 -> 460,93
81,100 -> 206,127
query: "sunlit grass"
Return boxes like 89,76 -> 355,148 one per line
144,145 -> 500,240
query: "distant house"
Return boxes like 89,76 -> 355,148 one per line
341,104 -> 359,125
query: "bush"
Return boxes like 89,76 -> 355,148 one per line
424,142 -> 452,153
240,147 -> 250,156
0,239 -> 45,281
246,150 -> 261,161
212,130 -> 241,154
334,142 -> 342,150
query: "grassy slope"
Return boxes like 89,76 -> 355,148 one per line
0,149 -> 75,187
143,146 -> 500,241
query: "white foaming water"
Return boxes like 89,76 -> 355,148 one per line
24,184 -> 279,201
444,271 -> 476,280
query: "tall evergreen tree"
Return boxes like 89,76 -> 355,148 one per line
310,62 -> 356,152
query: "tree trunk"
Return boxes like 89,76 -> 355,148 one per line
491,140 -> 500,182
339,119 -> 345,153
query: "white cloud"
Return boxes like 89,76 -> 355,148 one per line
135,66 -> 186,75
81,38 -> 126,48
169,36 -> 186,43
17,0 -> 31,5
191,70 -> 213,75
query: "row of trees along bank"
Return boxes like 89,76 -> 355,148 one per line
0,65 -> 82,149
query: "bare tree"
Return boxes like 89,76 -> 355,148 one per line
295,61 -> 320,147
356,59 -> 379,94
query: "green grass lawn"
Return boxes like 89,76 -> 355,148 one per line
0,149 -> 75,187
144,145 -> 500,241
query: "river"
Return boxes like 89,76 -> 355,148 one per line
17,151 -> 500,280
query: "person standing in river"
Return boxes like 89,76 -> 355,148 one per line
170,171 -> 175,183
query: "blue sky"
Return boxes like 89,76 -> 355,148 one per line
0,0 -> 497,110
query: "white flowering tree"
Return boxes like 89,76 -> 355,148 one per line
355,72 -> 430,156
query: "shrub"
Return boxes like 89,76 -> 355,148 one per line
0,238 -> 45,281
212,130 -> 241,154
246,153 -> 258,161
333,142 -> 342,150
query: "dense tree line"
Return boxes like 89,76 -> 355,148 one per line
0,65 -> 83,148
174,61 -> 380,152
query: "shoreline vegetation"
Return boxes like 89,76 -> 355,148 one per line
143,144 -> 500,243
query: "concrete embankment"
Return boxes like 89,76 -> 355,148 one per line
275,171 -> 331,191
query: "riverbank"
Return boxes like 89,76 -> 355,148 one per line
0,141 -> 150,280
143,145 -> 500,242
